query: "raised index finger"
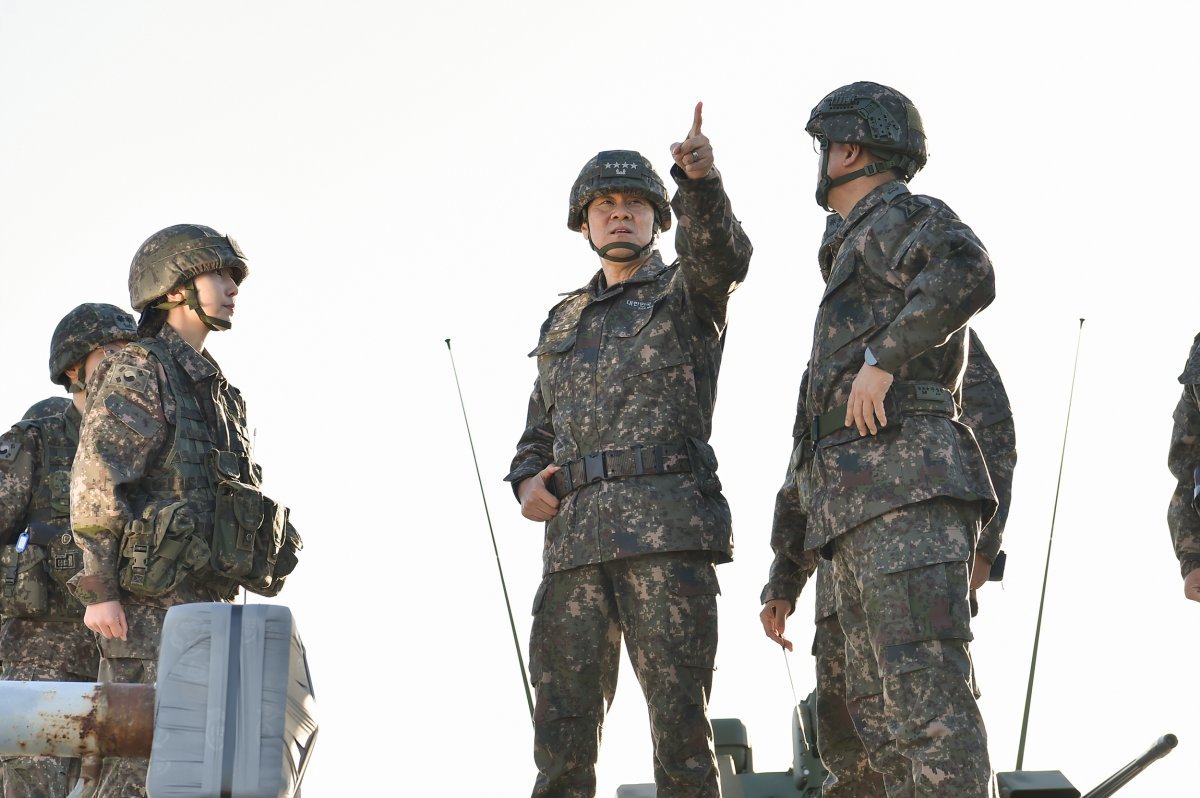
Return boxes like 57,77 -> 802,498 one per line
689,101 -> 703,139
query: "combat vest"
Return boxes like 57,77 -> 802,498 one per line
0,411 -> 86,620
118,337 -> 296,599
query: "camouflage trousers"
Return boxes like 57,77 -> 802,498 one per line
92,603 -> 167,798
528,552 -> 720,798
0,616 -> 100,798
830,498 -> 991,798
812,613 -> 887,798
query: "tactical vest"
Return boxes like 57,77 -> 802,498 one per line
11,412 -> 86,619
119,338 -> 243,599
118,338 -> 295,599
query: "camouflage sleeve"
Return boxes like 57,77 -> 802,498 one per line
669,165 -> 752,333
760,372 -> 818,607
868,215 -> 996,374
503,376 -> 555,499
1167,384 -> 1200,578
70,348 -> 170,605
973,416 -> 1016,562
962,332 -> 1017,561
0,425 -> 40,545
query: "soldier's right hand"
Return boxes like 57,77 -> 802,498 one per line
84,600 -> 128,641
1184,569 -> 1200,603
759,599 -> 794,651
518,465 -> 561,522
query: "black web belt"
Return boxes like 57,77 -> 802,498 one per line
812,382 -> 956,446
549,443 -> 691,500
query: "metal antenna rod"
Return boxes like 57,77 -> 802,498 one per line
445,338 -> 535,721
1016,319 -> 1085,769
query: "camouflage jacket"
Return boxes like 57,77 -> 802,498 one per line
761,329 -> 1018,619
70,324 -> 253,606
805,180 -> 996,550
506,166 -> 752,575
1168,333 -> 1200,578
0,405 -> 85,617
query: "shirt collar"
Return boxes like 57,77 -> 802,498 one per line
157,324 -> 219,383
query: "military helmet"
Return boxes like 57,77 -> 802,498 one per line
129,224 -> 248,312
48,303 -> 138,388
21,396 -> 71,421
806,81 -> 927,180
567,150 -> 672,233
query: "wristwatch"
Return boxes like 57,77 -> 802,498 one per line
864,346 -> 879,367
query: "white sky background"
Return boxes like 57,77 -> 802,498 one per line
1,1 -> 1196,795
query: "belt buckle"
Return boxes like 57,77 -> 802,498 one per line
583,452 -> 606,484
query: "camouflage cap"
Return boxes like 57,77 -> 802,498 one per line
129,224 -> 248,312
49,303 -> 138,387
806,81 -> 927,180
21,396 -> 71,420
568,151 -> 672,233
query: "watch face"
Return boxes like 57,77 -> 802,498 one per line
865,347 -> 878,366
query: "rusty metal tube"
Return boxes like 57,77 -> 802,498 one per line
0,682 -> 154,759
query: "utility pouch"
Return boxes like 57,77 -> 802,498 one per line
1,543 -> 50,617
245,515 -> 303,598
119,501 -> 212,597
212,476 -> 263,579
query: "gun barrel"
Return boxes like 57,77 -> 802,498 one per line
0,682 -> 154,758
1081,734 -> 1178,798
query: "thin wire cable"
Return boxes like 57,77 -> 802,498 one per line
1016,319 -> 1084,769
445,339 -> 535,721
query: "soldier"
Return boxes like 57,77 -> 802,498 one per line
0,302 -> 136,798
761,327 -> 1016,796
786,81 -> 998,797
505,103 -> 752,798
1168,333 -> 1200,602
70,225 -> 300,798
20,397 -> 72,422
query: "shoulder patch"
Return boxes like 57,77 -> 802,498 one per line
0,435 -> 21,462
104,392 -> 162,439
112,364 -> 152,395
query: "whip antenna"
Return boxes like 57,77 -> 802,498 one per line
1016,319 -> 1085,768
445,338 -> 535,721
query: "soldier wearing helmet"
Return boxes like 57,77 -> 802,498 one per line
1167,333 -> 1200,602
780,82 -> 999,797
0,302 -> 134,798
70,225 -> 300,798
505,103 -> 752,798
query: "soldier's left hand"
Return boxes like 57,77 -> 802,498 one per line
670,101 -> 713,180
846,362 -> 894,436
970,555 -> 993,590
1184,569 -> 1200,603
759,599 -> 794,651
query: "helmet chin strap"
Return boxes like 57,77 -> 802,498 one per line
587,228 -> 655,264
816,145 -> 912,211
68,364 -> 87,394
154,278 -> 231,332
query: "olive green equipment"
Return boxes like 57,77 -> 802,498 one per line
118,472 -> 300,600
1,521 -> 72,618
21,396 -> 71,421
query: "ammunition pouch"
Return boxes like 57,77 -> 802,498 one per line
23,522 -> 86,591
1,544 -> 50,618
119,501 -> 212,597
210,450 -> 300,597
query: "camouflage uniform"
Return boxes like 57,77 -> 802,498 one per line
0,303 -> 136,798
763,329 -> 1016,797
1168,333 -> 1200,579
506,159 -> 751,798
70,226 -> 296,798
0,405 -> 100,798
